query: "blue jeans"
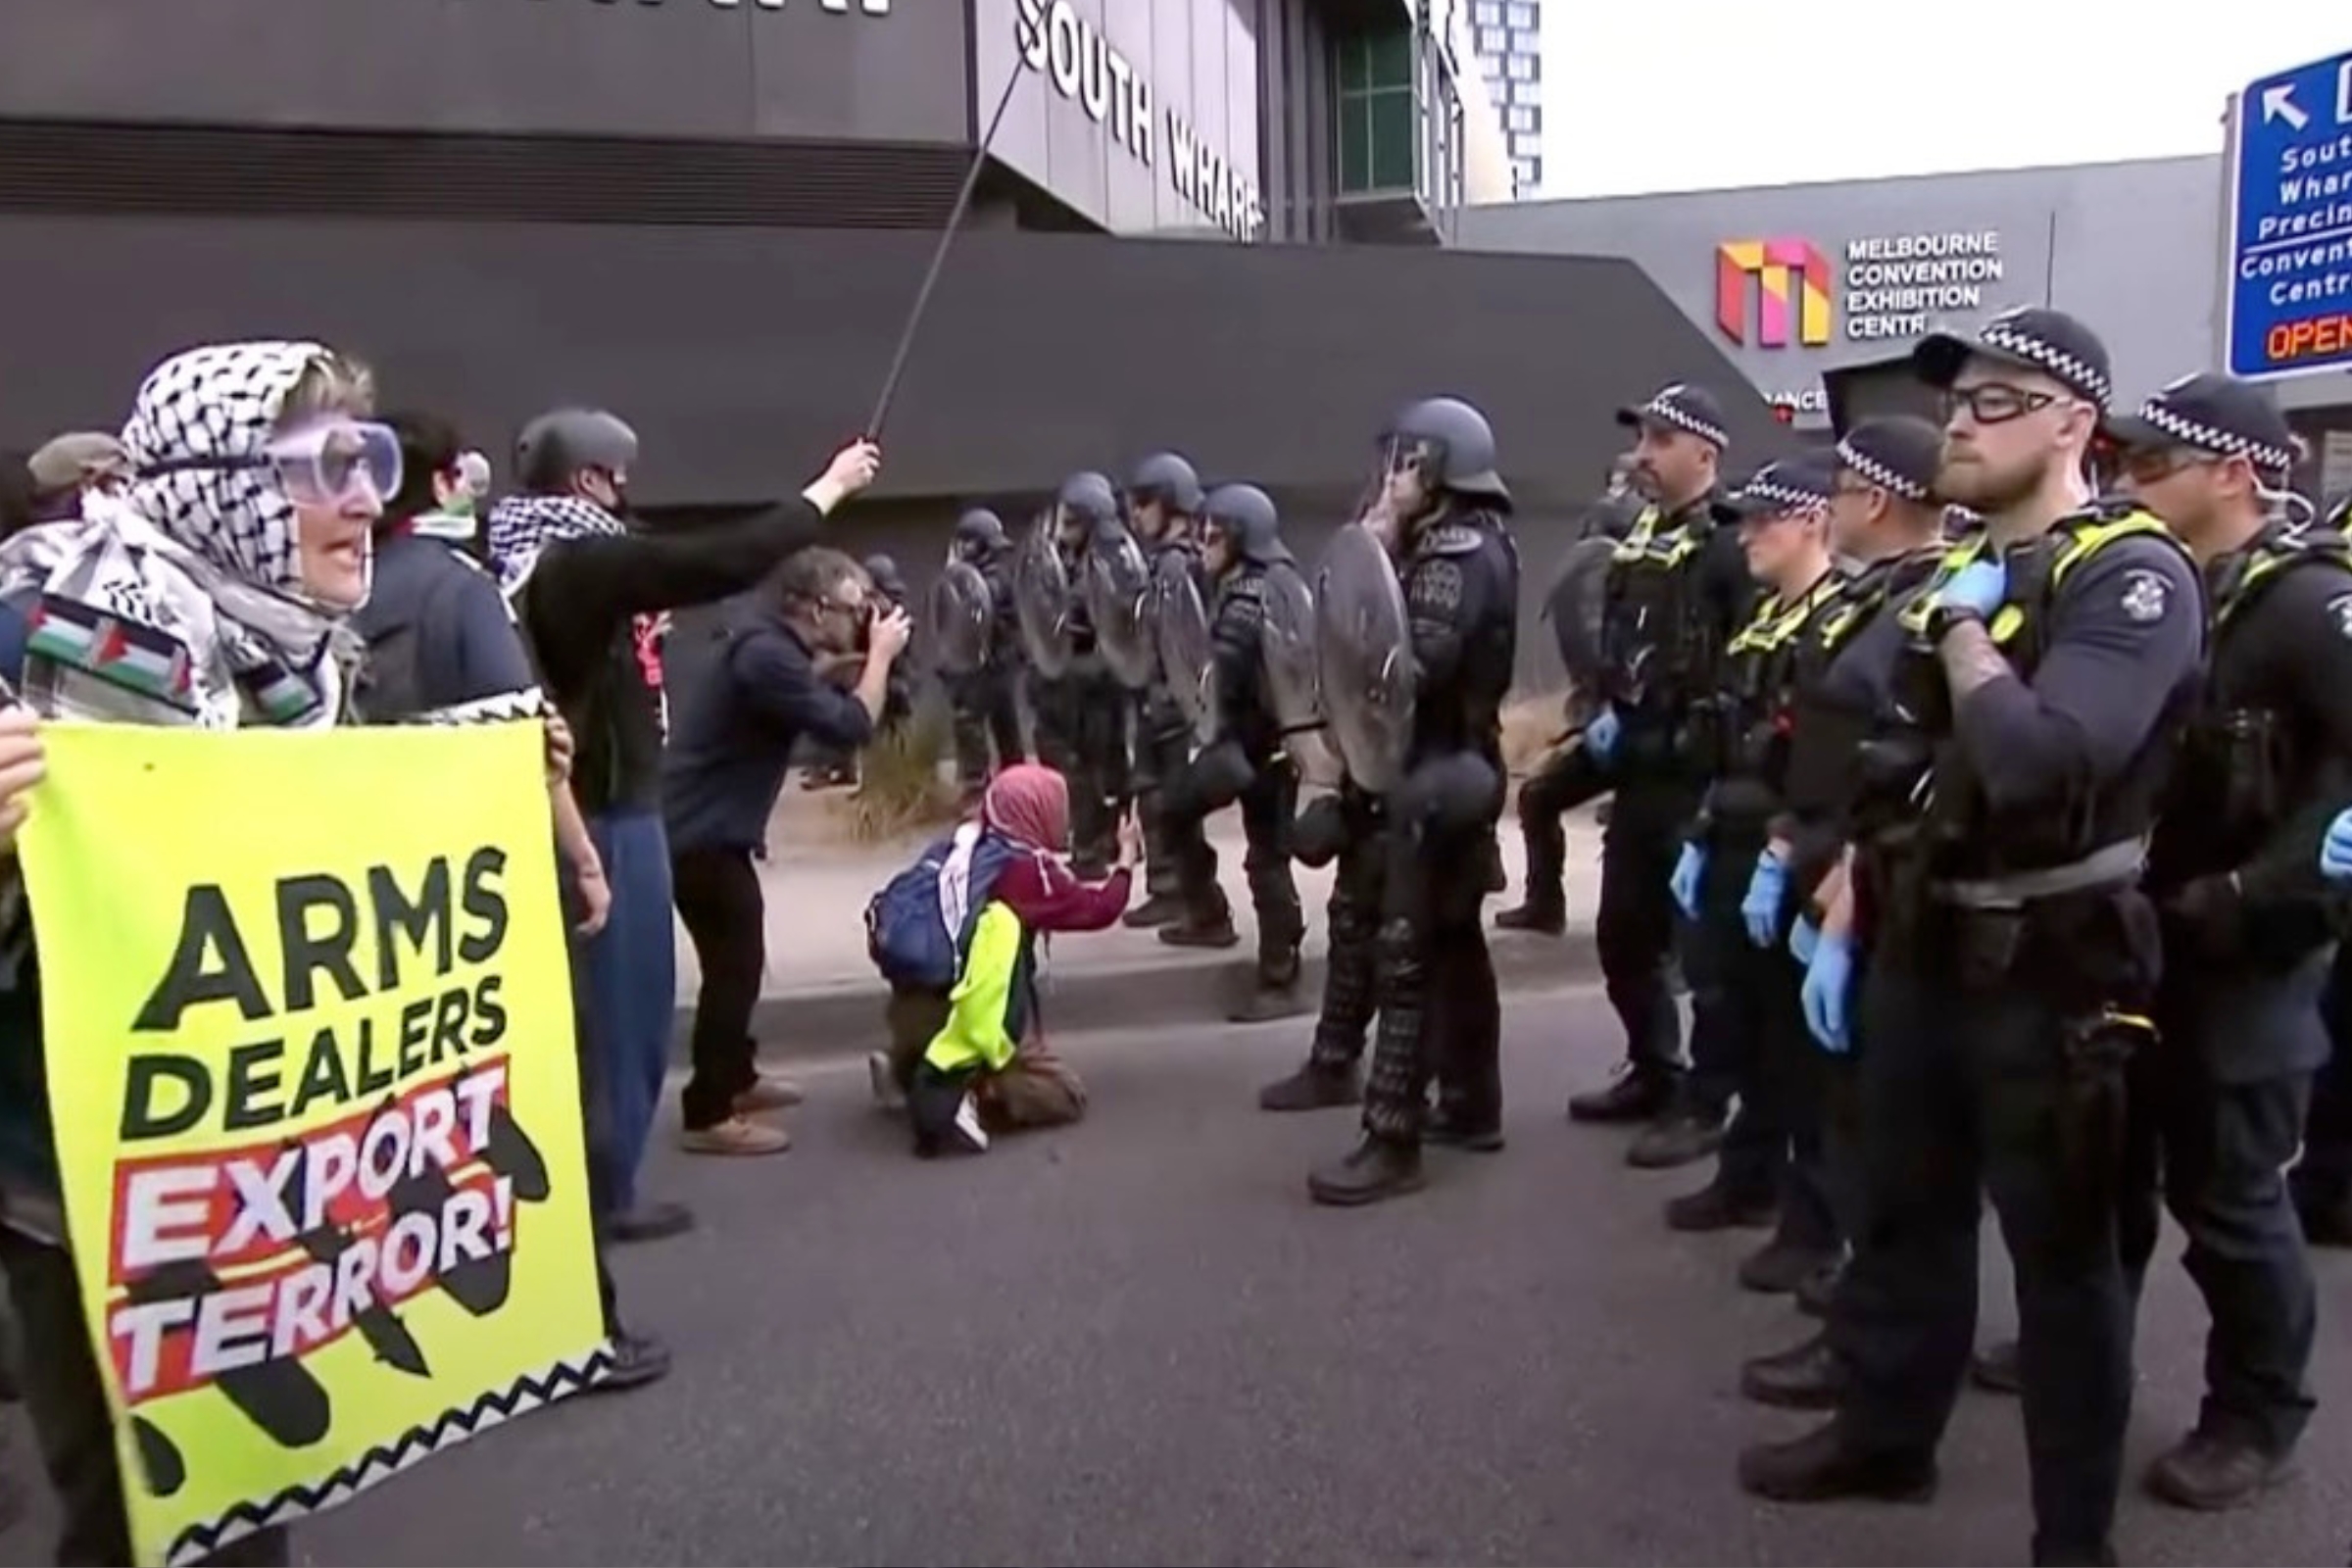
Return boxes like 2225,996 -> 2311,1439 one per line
585,808 -> 676,1214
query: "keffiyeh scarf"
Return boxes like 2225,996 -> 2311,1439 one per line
486,492 -> 627,598
0,341 -> 361,729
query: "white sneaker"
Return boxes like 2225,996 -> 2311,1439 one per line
949,1091 -> 991,1154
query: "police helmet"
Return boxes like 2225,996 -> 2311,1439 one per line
954,507 -> 1008,554
1385,396 -> 1510,508
1200,482 -> 1291,565
862,553 -> 907,602
1054,469 -> 1122,529
1128,451 -> 1203,515
514,408 -> 638,495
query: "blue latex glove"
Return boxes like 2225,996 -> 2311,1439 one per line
1788,913 -> 1822,966
2323,808 -> 2352,882
1935,557 -> 2008,617
1584,705 -> 1622,762
1670,840 -> 1707,921
1741,847 -> 1789,949
1799,931 -> 1857,1054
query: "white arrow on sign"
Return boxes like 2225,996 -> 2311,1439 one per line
2262,82 -> 2310,130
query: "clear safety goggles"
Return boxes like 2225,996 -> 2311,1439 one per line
146,417 -> 403,508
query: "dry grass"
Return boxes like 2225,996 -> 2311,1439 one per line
841,699 -> 961,844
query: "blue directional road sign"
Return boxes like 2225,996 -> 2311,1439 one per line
2227,48 -> 2352,379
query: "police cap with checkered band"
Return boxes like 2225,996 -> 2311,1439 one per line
1834,416 -> 1945,504
1716,450 -> 1837,522
1912,306 -> 2114,410
2101,372 -> 2299,476
1615,382 -> 1730,450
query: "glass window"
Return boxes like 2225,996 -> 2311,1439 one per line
1504,2 -> 1535,25
1335,20 -> 1420,195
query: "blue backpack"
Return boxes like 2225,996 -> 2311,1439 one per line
866,822 -> 1019,991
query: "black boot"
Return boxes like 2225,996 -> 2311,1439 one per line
1494,897 -> 1566,935
590,1327 -> 674,1395
1260,1060 -> 1362,1112
1307,1134 -> 1425,1206
1229,946 -> 1309,1023
1626,1098 -> 1727,1169
1738,1418 -> 1936,1504
2143,1426 -> 2296,1511
1567,1066 -> 1676,1124
1122,891 -> 1187,929
1740,1332 -> 1847,1410
1157,892 -> 1241,949
1738,1235 -> 1838,1295
1425,1109 -> 1506,1152
1795,1253 -> 1846,1319
1970,1338 -> 2022,1395
1664,1178 -> 1775,1233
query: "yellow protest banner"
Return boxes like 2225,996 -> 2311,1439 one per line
17,720 -> 609,1566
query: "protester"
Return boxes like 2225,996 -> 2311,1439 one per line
904,763 -> 1134,1155
0,338 -> 401,1567
487,412 -> 879,1242
23,432 -> 133,525
664,547 -> 912,1155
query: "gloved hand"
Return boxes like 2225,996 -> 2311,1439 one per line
2322,808 -> 2352,881
1741,847 -> 1788,949
1670,839 -> 1707,922
1935,558 -> 2008,618
1583,705 -> 1622,762
1799,931 -> 1857,1054
1788,913 -> 1822,966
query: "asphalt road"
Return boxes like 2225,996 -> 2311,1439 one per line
8,983 -> 2350,1566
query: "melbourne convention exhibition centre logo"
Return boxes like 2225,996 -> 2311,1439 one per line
1715,237 -> 1836,349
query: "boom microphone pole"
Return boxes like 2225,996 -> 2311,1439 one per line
865,48 -> 1032,441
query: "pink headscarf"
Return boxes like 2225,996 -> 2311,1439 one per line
983,764 -> 1071,856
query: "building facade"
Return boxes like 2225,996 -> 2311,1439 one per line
1463,0 -> 1542,195
1459,154 -> 2352,501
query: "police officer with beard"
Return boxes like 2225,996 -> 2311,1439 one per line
1744,309 -> 2203,1568
1029,471 -> 1131,875
1566,386 -> 1755,1163
1304,396 -> 1518,1205
944,508 -> 1025,794
2105,373 -> 2350,1509
1123,451 -> 1208,930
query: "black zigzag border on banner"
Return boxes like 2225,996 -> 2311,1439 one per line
162,1345 -> 614,1567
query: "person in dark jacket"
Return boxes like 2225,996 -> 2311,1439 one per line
486,412 -> 878,1243
355,411 -> 668,1390
664,547 -> 911,1154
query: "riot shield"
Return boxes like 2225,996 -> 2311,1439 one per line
1085,527 -> 1158,690
1152,550 -> 1216,745
1313,524 -> 1416,794
1259,559 -> 1342,787
1013,516 -> 1074,678
926,558 -> 993,677
1543,535 -> 1615,689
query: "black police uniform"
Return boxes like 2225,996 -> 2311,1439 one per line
1306,396 -> 1518,1205
1671,460 -> 1850,1243
945,510 -> 1026,790
863,553 -> 914,727
1745,311 -> 2206,1568
2104,376 -> 2352,1501
1570,385 -> 1755,1127
1157,483 -> 1306,1005
1028,474 -> 1132,874
2300,490 -> 2352,1249
1126,452 -> 1211,930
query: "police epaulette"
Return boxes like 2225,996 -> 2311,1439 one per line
1420,522 -> 1486,556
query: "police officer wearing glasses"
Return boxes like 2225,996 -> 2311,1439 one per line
2105,372 -> 2349,1510
1742,309 -> 2203,1568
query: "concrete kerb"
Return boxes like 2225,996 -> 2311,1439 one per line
673,925 -> 1604,1064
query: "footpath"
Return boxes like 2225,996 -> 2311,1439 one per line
665,787 -> 1606,1057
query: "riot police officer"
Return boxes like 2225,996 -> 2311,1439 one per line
1566,385 -> 1755,1159
1027,471 -> 1133,875
1155,483 -> 1307,1016
2103,372 -> 2349,1508
1660,455 -> 1848,1252
2303,486 -> 2352,1250
1736,416 -> 1957,1406
1743,308 -> 2204,1568
863,553 -> 915,725
1302,396 -> 1519,1206
1124,451 -> 1210,931
942,508 -> 1026,795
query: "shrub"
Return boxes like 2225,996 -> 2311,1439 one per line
845,697 -> 960,844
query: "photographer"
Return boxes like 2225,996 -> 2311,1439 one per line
663,549 -> 912,1154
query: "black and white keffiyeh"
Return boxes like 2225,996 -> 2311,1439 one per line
486,493 -> 627,598
0,341 -> 361,728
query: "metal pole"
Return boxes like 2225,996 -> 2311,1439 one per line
865,53 -> 1031,441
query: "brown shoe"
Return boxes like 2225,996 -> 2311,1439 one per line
735,1075 -> 806,1113
680,1115 -> 791,1156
